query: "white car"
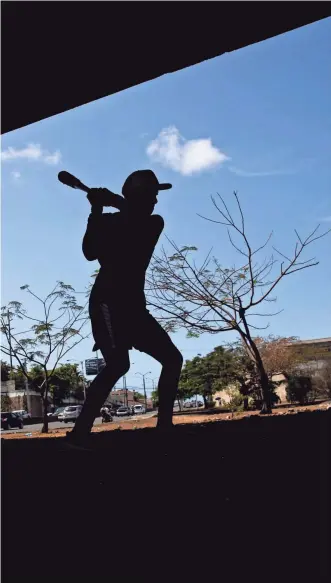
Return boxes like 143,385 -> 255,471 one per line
12,409 -> 31,420
48,406 -> 66,419
116,406 -> 131,417
58,405 -> 83,423
133,404 -> 146,415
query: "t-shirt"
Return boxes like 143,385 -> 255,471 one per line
83,210 -> 164,309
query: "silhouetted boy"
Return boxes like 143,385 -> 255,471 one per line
67,170 -> 183,447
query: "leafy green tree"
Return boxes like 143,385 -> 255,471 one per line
1,361 -> 11,381
1,282 -> 89,433
50,363 -> 84,405
134,391 -> 145,402
179,346 -> 238,408
9,366 -> 26,389
151,389 -> 159,407
1,395 -> 11,411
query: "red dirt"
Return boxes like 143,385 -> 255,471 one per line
2,400 -> 330,440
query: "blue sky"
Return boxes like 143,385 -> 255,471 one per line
2,18 -> 331,396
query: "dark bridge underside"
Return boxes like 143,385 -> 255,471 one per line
1,2 -> 330,134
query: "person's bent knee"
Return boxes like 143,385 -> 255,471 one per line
163,347 -> 183,370
119,354 -> 130,375
176,349 -> 184,367
114,356 -> 130,378
102,352 -> 130,379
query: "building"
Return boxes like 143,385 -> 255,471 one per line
1,380 -> 43,416
288,337 -> 331,373
1,380 -> 85,416
105,388 -> 153,410
213,337 -> 331,407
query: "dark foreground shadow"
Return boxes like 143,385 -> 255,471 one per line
2,410 -> 330,580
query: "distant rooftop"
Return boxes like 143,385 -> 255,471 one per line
291,338 -> 331,345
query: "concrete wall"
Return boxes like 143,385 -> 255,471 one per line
1,389 -> 43,416
1,380 -> 16,394
213,375 -> 288,407
272,373 -> 287,402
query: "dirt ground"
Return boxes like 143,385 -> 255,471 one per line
2,400 -> 330,439
2,405 -> 330,581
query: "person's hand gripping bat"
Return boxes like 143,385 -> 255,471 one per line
58,171 -> 125,210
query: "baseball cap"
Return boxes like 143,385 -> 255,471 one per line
122,170 -> 172,198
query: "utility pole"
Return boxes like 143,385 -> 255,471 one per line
135,371 -> 151,411
123,375 -> 128,407
23,359 -> 31,415
122,362 -> 134,408
7,310 -> 13,371
81,361 -> 86,401
142,376 -> 147,411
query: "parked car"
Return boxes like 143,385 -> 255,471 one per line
12,409 -> 31,420
184,401 -> 194,408
58,405 -> 83,423
1,412 -> 24,430
48,406 -> 66,420
116,406 -> 132,417
132,404 -> 146,415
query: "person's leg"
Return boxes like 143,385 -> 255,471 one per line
68,295 -> 131,441
133,313 -> 183,428
70,347 -> 130,439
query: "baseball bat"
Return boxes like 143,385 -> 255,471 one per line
58,170 -> 125,210
58,171 -> 90,193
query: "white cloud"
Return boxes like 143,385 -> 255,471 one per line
228,166 -> 289,178
1,143 -> 61,165
11,170 -> 21,180
320,216 -> 331,223
43,151 -> 61,165
146,126 -> 229,176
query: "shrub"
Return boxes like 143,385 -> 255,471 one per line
286,375 -> 313,405
228,392 -> 245,411
1,395 -> 12,411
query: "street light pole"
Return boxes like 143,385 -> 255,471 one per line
143,376 -> 147,411
23,359 -> 31,415
67,359 -> 86,403
123,374 -> 127,407
122,363 -> 134,408
135,371 -> 151,411
81,361 -> 86,401
7,310 -> 13,371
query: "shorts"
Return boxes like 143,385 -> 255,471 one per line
89,294 -> 170,355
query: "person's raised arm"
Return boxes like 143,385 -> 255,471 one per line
82,188 -> 125,261
139,214 -> 165,269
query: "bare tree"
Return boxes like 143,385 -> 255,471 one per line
147,192 -> 330,414
1,281 -> 90,432
253,335 -> 308,378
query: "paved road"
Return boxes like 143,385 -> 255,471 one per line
2,412 -> 157,435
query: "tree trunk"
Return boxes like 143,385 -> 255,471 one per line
202,394 -> 208,409
243,397 -> 249,411
41,379 -> 49,433
239,324 -> 272,415
41,397 -> 49,433
258,368 -> 272,415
